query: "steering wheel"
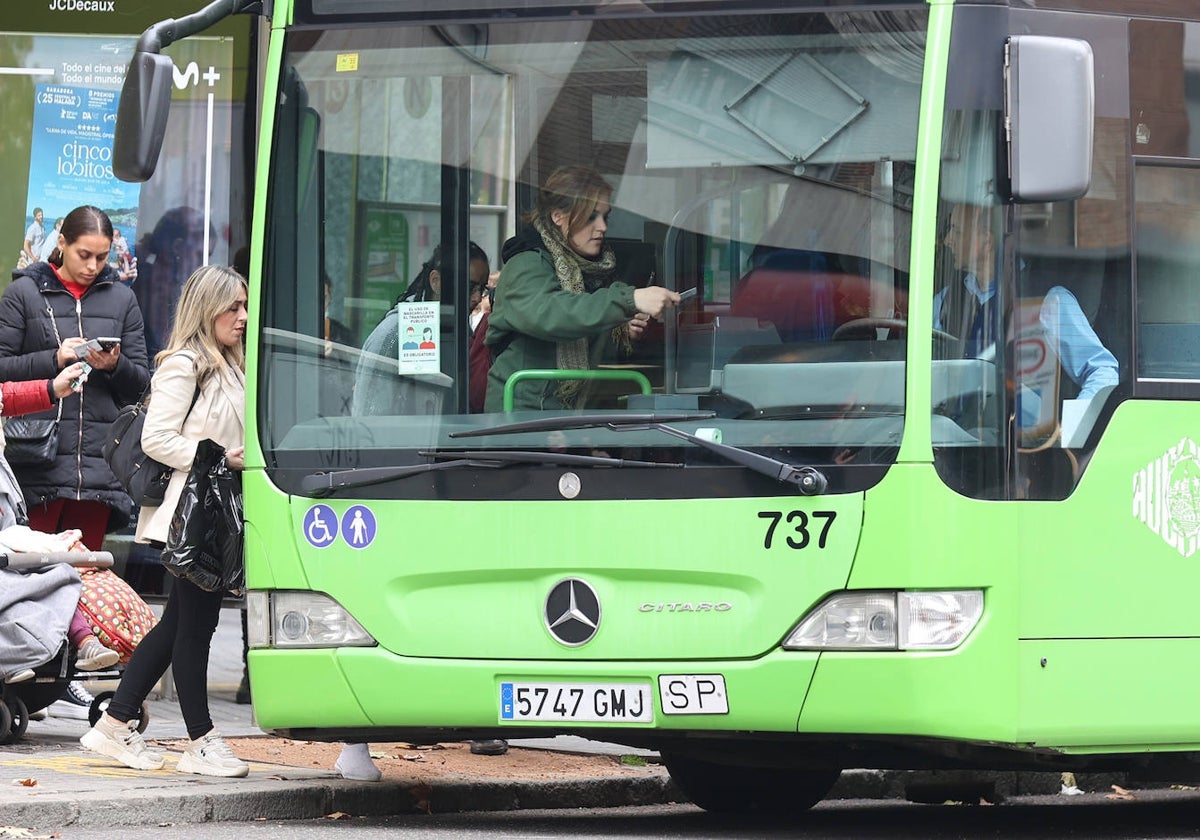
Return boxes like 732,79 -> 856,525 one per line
831,317 -> 958,346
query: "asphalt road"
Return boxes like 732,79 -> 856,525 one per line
42,791 -> 1200,840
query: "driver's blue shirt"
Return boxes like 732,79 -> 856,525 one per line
932,274 -> 1119,400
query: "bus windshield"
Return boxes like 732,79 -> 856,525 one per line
261,7 -> 928,498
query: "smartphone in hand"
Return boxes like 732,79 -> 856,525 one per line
74,337 -> 120,359
677,287 -> 698,302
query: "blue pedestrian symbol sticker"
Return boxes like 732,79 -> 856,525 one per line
341,505 -> 377,550
303,504 -> 338,548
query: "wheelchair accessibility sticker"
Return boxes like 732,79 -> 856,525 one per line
341,505 -> 377,549
303,504 -> 338,548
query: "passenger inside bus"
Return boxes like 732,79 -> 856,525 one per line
482,165 -> 679,412
351,242 -> 490,416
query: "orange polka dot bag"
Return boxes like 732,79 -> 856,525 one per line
77,568 -> 158,664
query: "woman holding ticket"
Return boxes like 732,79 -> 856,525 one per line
0,204 -> 150,550
484,166 -> 681,412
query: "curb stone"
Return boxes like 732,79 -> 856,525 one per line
0,770 -> 682,828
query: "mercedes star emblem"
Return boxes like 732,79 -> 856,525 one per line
544,578 -> 601,646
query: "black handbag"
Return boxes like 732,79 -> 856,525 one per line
104,385 -> 200,506
3,402 -> 62,467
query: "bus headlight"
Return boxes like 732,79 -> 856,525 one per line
246,590 -> 376,649
782,590 -> 983,651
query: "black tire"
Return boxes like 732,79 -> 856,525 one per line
89,691 -> 150,734
135,704 -> 150,734
0,699 -> 11,745
4,696 -> 28,743
662,753 -> 841,815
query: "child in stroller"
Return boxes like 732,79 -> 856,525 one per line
0,367 -> 153,742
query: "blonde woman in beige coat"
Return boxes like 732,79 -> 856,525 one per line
81,265 -> 248,778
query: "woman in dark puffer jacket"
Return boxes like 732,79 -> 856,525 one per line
0,205 -> 150,549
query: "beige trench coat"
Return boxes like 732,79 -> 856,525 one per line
134,352 -> 245,545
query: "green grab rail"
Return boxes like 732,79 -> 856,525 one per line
503,369 -> 652,411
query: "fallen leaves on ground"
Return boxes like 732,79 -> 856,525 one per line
1105,784 -> 1136,801
411,782 -> 433,815
226,738 -> 661,783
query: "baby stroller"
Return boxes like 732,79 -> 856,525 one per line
0,548 -> 150,744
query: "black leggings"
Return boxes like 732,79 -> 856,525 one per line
107,574 -> 225,741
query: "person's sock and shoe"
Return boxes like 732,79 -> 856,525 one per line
75,636 -> 120,671
335,742 -> 382,781
48,680 -> 95,720
177,729 -> 249,778
80,713 -> 165,770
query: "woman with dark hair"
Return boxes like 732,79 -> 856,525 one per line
351,241 -> 491,416
398,241 -> 490,304
0,204 -> 150,549
483,165 -> 678,412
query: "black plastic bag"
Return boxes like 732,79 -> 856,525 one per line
162,439 -> 244,594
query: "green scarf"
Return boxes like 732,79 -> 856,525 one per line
533,217 -> 626,408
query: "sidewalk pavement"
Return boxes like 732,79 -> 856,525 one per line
0,605 -> 681,831
0,606 -> 1155,830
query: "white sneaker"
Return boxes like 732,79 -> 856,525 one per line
80,715 -> 164,771
177,730 -> 249,778
48,681 -> 95,720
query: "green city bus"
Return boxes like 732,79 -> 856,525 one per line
117,0 -> 1200,814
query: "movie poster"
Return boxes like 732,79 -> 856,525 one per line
24,82 -> 140,277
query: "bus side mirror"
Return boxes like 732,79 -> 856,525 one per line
1006,35 -> 1094,203
113,52 -> 175,183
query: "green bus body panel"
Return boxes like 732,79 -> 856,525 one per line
248,492 -> 862,661
251,648 -> 818,732
1018,639 -> 1200,751
799,462 -> 1019,742
1019,400 -> 1200,640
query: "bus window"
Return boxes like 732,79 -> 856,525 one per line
1135,163 -> 1200,384
261,10 -> 924,495
933,111 -> 1131,500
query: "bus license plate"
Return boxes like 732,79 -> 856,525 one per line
658,674 -> 729,715
500,681 -> 654,723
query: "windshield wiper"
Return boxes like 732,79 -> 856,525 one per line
300,449 -> 681,497
301,458 -> 506,496
452,413 -> 828,495
421,450 -> 681,470
448,412 -> 717,438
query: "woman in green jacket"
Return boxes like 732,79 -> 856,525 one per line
484,166 -> 679,411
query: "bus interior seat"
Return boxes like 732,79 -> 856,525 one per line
731,249 -> 902,343
1020,251 -> 1132,390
